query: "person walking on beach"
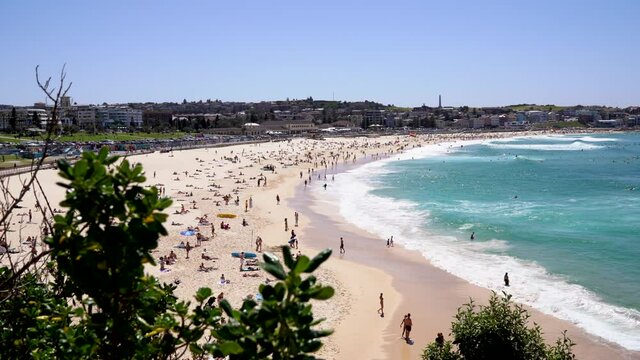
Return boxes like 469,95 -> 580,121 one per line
185,242 -> 193,259
390,236 -> 394,247
276,194 -> 280,205
402,313 -> 413,341
245,200 -> 248,212
255,236 -> 263,252
294,211 -> 299,227
284,218 -> 288,232
470,232 -> 475,241
378,293 -> 384,317
249,196 -> 253,208
400,314 -> 408,338
504,272 -> 510,287
339,237 -> 345,254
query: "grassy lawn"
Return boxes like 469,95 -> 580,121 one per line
2,132 -> 188,143
54,132 -> 187,142
0,135 -> 26,144
0,154 -> 34,168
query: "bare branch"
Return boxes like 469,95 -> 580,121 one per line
0,64 -> 71,291
0,249 -> 52,297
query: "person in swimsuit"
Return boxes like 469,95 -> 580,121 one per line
400,314 -> 408,338
403,313 -> 413,341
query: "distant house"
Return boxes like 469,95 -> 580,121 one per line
260,120 -> 316,134
206,127 -> 244,135
625,116 -> 640,126
526,110 -> 548,123
596,119 -> 619,128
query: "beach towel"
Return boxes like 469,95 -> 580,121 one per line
231,252 -> 257,258
180,230 -> 196,236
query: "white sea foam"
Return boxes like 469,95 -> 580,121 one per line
315,148 -> 640,351
514,155 -> 545,162
491,135 -> 618,143
486,141 -> 603,151
458,223 -> 474,230
575,135 -> 619,143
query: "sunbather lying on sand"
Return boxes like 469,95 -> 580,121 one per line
201,251 -> 217,261
240,266 -> 260,272
198,263 -> 217,272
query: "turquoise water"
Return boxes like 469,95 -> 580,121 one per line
329,132 -> 640,350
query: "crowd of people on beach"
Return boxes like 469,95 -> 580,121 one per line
0,132 -> 538,357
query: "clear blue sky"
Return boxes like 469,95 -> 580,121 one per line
1,0 -> 638,107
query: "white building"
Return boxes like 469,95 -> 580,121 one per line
75,106 -> 143,129
526,111 -> 548,123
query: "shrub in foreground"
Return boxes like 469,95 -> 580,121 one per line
422,292 -> 575,360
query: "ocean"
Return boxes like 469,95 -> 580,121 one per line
327,132 -> 640,350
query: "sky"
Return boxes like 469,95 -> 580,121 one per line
1,0 -> 638,108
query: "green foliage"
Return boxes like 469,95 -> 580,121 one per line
208,246 -> 334,359
32,111 -> 41,128
421,292 -> 575,360
0,271 -> 89,359
9,107 -> 17,132
50,147 -> 171,310
422,341 -> 462,360
0,147 -> 334,359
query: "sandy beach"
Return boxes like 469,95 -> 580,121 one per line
2,131 -> 638,359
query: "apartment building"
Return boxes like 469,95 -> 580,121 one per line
75,106 -> 143,129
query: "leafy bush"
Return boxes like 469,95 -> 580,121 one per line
208,246 -> 334,359
422,292 -> 575,360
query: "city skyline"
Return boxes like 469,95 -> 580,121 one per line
1,0 -> 639,108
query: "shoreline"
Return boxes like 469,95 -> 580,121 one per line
289,134 -> 640,359
297,190 -> 639,359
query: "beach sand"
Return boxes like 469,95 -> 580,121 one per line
2,131 -> 638,359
